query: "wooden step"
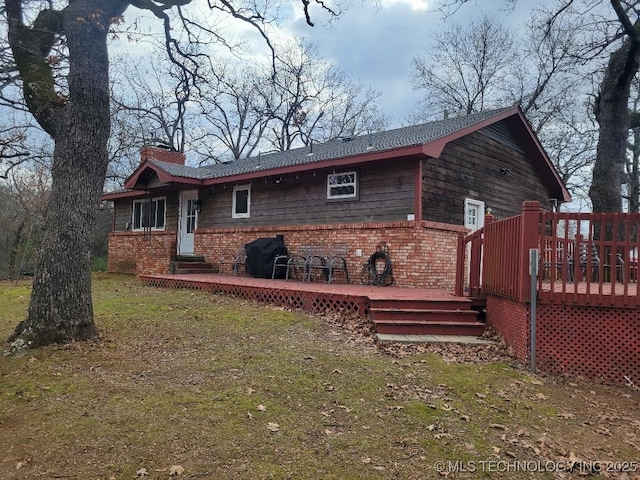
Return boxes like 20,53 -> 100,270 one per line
171,260 -> 215,275
174,262 -> 214,270
374,320 -> 486,336
173,255 -> 206,263
369,298 -> 472,311
370,307 -> 479,323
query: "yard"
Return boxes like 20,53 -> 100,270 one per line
0,274 -> 639,479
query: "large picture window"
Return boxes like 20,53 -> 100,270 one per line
327,171 -> 357,200
132,197 -> 166,231
232,185 -> 251,218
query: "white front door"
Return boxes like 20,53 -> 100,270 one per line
178,190 -> 198,255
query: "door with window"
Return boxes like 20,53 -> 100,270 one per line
178,190 -> 198,255
464,198 -> 485,289
464,199 -> 485,232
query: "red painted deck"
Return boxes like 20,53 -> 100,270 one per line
141,273 -> 469,304
140,273 -> 485,336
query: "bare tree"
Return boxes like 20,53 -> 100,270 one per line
589,0 -> 640,212
105,55 -> 197,186
259,38 -> 386,152
626,76 -> 640,212
111,56 -> 192,152
435,0 -> 640,212
411,9 -> 594,201
0,164 -> 50,277
411,15 -> 518,118
4,0 -> 339,349
192,61 -> 269,162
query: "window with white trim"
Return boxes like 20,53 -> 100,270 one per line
132,197 -> 166,230
232,185 -> 251,218
327,171 -> 357,200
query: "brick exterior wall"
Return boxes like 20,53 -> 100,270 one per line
486,295 -> 640,384
194,221 -> 464,290
107,220 -> 465,290
486,295 -> 530,361
108,231 -> 176,275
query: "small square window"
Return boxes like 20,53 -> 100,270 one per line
232,185 -> 251,218
327,171 -> 357,200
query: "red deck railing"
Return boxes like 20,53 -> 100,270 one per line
456,201 -> 640,308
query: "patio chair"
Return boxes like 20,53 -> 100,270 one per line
305,246 -> 331,282
219,246 -> 246,275
542,245 -> 573,282
577,243 -> 600,282
271,245 -> 314,281
306,245 -> 349,283
325,245 -> 350,284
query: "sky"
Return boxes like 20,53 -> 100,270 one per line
283,0 -> 540,126
123,0 -> 540,128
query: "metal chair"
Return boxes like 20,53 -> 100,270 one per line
326,245 -> 350,284
306,245 -> 349,283
271,245 -> 314,281
577,243 -> 599,282
219,246 -> 246,275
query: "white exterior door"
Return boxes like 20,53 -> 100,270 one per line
464,198 -> 485,232
178,190 -> 198,255
464,198 -> 485,289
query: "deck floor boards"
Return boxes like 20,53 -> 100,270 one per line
141,273 -> 469,304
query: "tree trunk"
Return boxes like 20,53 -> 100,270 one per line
629,127 -> 640,213
9,2 -> 117,347
590,35 -> 640,212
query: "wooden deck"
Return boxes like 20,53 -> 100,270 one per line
539,281 -> 639,307
140,273 -> 486,336
141,273 -> 468,302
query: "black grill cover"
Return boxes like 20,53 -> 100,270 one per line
244,235 -> 287,278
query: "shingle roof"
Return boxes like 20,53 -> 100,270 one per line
152,106 -> 515,181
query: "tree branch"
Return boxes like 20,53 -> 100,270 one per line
5,0 -> 65,135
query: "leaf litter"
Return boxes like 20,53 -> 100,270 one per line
0,275 -> 639,479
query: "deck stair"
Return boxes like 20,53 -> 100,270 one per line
170,255 -> 215,275
370,297 -> 485,336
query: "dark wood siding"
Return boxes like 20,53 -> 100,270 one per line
197,159 -> 417,228
422,123 -> 554,225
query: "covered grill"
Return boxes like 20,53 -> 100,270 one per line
244,235 -> 287,278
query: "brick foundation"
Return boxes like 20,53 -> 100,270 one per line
107,220 -> 465,290
108,231 -> 176,275
486,294 -> 640,384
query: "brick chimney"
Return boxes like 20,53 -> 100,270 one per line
140,145 -> 186,165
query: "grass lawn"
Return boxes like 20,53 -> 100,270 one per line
0,273 -> 638,479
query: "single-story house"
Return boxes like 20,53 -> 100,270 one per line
102,106 -> 570,289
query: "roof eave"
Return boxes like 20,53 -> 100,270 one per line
202,144 -> 427,186
123,161 -> 203,190
101,189 -> 145,201
513,109 -> 572,203
422,106 -> 571,203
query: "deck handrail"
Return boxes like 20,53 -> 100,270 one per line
538,210 -> 640,307
456,201 -> 640,307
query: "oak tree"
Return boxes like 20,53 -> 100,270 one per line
4,0 -> 336,348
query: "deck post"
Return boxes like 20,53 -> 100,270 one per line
455,231 -> 466,297
519,201 -> 540,302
